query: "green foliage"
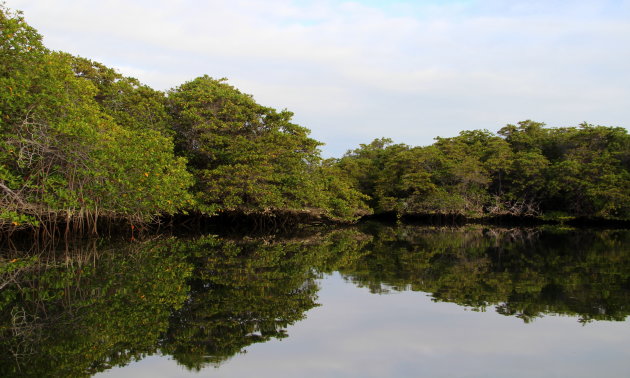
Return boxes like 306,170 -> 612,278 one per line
68,55 -> 174,136
500,121 -> 630,217
314,159 -> 372,219
338,121 -> 630,219
167,76 -> 367,220
0,5 -> 192,231
89,125 -> 193,219
337,138 -> 397,209
1,4 -> 369,230
2,3 -> 627,230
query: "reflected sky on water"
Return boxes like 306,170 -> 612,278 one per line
97,271 -> 630,378
2,225 -> 629,377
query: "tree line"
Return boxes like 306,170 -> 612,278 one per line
1,5 -> 628,234
337,121 -> 629,220
0,5 -> 368,234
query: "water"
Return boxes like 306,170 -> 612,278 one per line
1,224 -> 629,377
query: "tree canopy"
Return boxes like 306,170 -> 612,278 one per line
166,76 -> 368,219
337,121 -> 630,219
1,4 -> 628,235
0,5 -> 192,232
0,5 -> 368,234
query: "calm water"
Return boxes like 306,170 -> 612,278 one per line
1,224 -> 629,377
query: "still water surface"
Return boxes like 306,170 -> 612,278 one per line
1,224 -> 629,377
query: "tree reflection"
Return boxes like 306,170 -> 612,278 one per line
0,229 -> 368,376
0,238 -> 192,377
0,225 -> 627,376
341,223 -> 630,323
160,230 -> 369,369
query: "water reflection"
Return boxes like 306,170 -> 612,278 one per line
0,238 -> 192,377
0,230 -> 368,377
160,232 -> 368,370
341,224 -> 630,323
0,225 -> 628,376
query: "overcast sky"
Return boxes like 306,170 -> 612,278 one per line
8,0 -> 630,157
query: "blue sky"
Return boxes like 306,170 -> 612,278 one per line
9,0 -> 630,156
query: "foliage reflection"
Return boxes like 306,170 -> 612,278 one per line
0,230 -> 368,376
0,225 -> 628,376
344,223 -> 630,323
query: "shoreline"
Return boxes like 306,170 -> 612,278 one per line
2,210 -> 629,242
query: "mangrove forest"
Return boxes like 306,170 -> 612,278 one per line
1,4 -> 629,236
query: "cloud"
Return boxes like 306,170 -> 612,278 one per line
8,0 -> 630,156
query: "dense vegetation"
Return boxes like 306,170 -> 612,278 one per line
0,6 -> 192,233
1,5 -> 628,235
337,123 -> 630,219
0,6 -> 367,234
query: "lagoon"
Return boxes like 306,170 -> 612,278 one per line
2,224 -> 629,377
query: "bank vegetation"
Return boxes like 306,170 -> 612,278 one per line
1,5 -> 628,236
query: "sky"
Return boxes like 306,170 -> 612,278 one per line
7,0 -> 630,157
